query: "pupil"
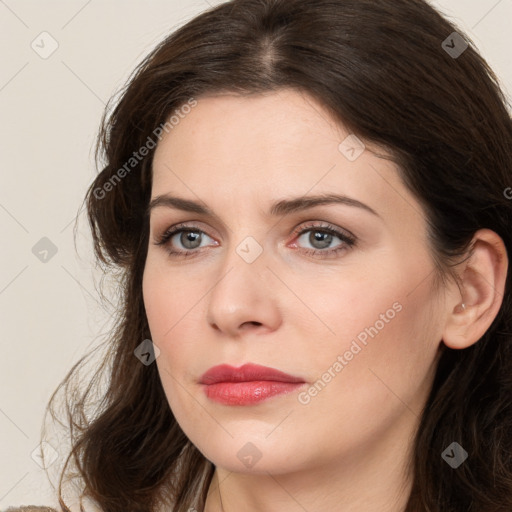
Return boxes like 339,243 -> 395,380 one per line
182,231 -> 200,249
311,231 -> 332,249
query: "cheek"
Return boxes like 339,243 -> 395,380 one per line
142,263 -> 207,407
289,291 -> 441,465
287,268 -> 402,365
142,258 -> 203,340
299,259 -> 442,406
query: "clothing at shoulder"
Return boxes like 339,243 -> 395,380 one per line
3,507 -> 58,512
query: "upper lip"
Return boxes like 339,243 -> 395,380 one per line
199,363 -> 305,385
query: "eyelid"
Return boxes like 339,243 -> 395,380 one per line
154,221 -> 217,246
291,221 -> 356,244
153,219 -> 216,240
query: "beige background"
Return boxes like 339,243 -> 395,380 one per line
1,0 -> 511,508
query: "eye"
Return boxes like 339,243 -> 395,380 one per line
154,223 -> 216,258
154,221 -> 356,259
290,221 -> 356,258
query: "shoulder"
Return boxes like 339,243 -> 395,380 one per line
3,507 -> 59,512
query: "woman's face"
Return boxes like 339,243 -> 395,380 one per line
143,89 -> 447,477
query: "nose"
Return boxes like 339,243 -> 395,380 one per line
206,240 -> 282,338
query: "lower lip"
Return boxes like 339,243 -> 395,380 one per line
202,381 -> 305,405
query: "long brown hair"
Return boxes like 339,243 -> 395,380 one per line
46,0 -> 512,510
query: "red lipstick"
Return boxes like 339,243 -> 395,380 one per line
199,363 -> 306,405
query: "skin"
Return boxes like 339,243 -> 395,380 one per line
142,88 -> 508,512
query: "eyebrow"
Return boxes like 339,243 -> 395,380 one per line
147,193 -> 380,219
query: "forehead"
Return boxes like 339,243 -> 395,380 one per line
150,89 -> 422,225
154,89 -> 347,164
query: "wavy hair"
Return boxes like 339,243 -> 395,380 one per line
46,0 -> 512,510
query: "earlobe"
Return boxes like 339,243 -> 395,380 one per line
442,229 -> 508,350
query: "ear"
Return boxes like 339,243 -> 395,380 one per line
442,228 -> 508,350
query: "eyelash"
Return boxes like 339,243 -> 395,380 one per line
154,221 -> 357,260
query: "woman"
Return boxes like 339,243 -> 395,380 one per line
13,0 -> 512,510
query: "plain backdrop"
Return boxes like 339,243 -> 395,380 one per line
1,0 -> 511,508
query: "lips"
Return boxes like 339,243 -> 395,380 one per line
199,363 -> 304,385
199,363 -> 306,405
